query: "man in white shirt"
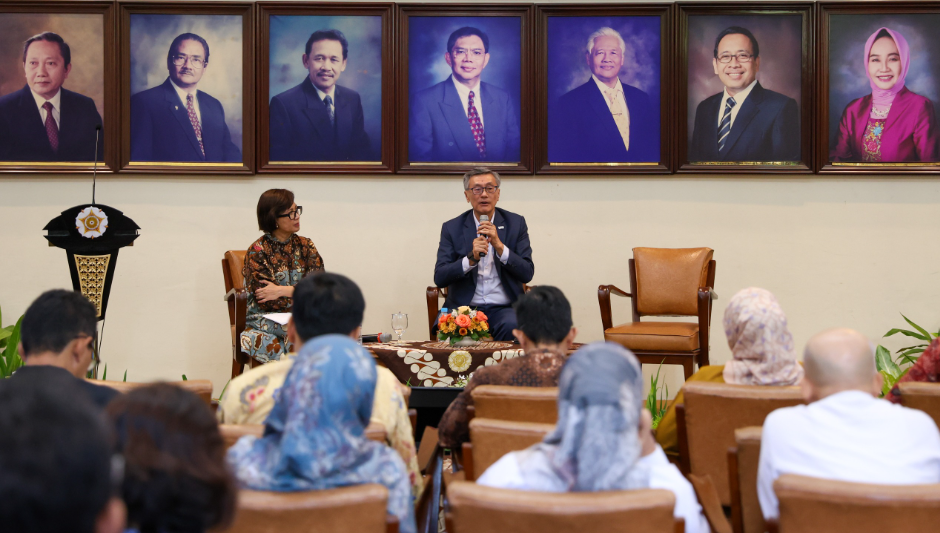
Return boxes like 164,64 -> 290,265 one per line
409,27 -> 520,162
433,167 -> 534,341
758,328 -> 940,521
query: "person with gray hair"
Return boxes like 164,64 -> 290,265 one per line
433,167 -> 533,341
757,328 -> 940,521
477,342 -> 708,533
548,26 -> 659,163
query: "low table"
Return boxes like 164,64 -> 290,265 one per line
366,340 -> 524,387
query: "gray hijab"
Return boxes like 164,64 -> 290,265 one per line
517,341 -> 649,492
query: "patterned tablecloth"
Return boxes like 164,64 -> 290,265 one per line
367,340 -> 525,388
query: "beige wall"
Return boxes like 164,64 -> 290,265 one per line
2,175 -> 938,396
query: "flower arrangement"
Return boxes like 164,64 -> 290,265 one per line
438,306 -> 490,345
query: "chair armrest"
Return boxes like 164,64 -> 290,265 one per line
461,442 -> 475,481
426,286 -> 441,340
386,514 -> 399,533
597,284 -> 632,332
766,519 -> 779,533
676,403 -> 691,476
688,473 -> 732,533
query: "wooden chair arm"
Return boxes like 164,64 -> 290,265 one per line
598,284 -> 632,332
697,287 -> 713,367
689,473 -> 732,533
386,514 -> 399,533
224,288 -> 248,340
766,519 -> 779,533
676,403 -> 691,476
461,442 -> 475,481
728,447 -> 744,533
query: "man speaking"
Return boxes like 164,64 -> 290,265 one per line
433,167 -> 534,341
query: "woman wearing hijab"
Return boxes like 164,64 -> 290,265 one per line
886,337 -> 940,404
831,27 -> 940,162
476,342 -> 708,533
656,287 -> 804,456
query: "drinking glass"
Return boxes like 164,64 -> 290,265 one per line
391,312 -> 408,344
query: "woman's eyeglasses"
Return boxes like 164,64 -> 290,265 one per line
277,206 -> 303,220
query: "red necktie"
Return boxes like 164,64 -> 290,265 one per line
468,90 -> 486,158
42,101 -> 59,153
186,94 -> 206,158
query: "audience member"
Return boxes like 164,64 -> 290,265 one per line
886,337 -> 940,403
15,288 -> 118,408
656,287 -> 803,455
108,383 -> 236,533
0,375 -> 126,533
438,285 -> 575,449
758,328 -> 940,520
477,342 -> 708,533
227,273 -> 416,533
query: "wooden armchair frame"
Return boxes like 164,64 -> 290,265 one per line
222,251 -> 260,378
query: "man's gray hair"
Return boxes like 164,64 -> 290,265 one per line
462,167 -> 501,190
586,27 -> 626,55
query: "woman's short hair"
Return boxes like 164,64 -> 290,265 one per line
256,188 -> 294,233
107,384 -> 237,533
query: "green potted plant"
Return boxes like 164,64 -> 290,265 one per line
876,314 -> 939,396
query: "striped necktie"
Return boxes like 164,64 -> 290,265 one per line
717,96 -> 736,153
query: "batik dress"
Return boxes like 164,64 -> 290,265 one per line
240,233 -> 324,363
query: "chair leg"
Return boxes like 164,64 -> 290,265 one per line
230,356 -> 242,379
682,358 -> 694,381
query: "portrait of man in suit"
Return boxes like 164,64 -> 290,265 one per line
689,26 -> 800,162
269,29 -> 373,162
409,26 -> 520,163
0,32 -> 103,162
130,32 -> 241,163
548,27 -> 659,164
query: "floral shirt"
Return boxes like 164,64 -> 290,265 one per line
862,118 -> 886,162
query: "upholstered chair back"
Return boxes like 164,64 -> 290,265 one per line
471,385 -> 559,424
230,485 -> 393,533
634,247 -> 713,316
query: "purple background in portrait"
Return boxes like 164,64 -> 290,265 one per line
687,15 -> 802,147
130,14 -> 243,151
408,16 -> 521,117
828,14 -> 940,150
269,15 -> 382,160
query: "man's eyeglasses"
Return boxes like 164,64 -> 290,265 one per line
277,206 -> 303,220
171,54 -> 206,68
452,48 -> 486,59
716,52 -> 754,64
467,185 -> 499,195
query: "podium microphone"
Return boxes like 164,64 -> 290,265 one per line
360,332 -> 392,344
477,214 -> 488,257
92,124 -> 101,205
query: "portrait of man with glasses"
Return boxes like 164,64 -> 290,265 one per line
409,26 -> 521,163
689,25 -> 800,163
130,32 -> 241,162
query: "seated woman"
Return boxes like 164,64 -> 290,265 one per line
107,384 -> 237,533
476,342 -> 708,533
830,27 -> 939,162
241,188 -> 324,363
656,287 -> 804,456
886,337 -> 940,403
227,273 -> 416,533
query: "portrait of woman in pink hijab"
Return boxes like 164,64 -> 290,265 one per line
830,27 -> 940,162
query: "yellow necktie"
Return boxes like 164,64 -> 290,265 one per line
605,88 -> 630,151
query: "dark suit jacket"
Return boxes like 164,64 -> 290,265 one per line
410,78 -> 520,162
0,85 -> 103,162
130,78 -> 241,162
433,208 -> 534,309
689,82 -> 800,162
549,79 -> 659,163
269,78 -> 374,162
11,366 -> 118,410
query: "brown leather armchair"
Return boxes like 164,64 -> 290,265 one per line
229,484 -> 400,533
446,480 -> 682,533
461,418 -> 554,481
92,378 -> 213,406
899,381 -> 940,429
470,385 -> 558,424
676,382 -> 802,506
223,250 -> 260,378
426,285 -> 532,340
729,426 -> 764,533
598,247 -> 716,380
771,474 -> 940,533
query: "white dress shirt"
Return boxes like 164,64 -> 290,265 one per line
170,79 -> 201,125
460,213 -> 510,306
30,87 -> 61,129
757,390 -> 940,520
477,445 -> 709,533
716,79 -> 757,130
451,75 -> 484,127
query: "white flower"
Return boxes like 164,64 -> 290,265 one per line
75,207 -> 108,239
469,310 -> 477,319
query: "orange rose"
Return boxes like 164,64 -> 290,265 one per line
475,311 -> 488,322
438,313 -> 449,325
459,327 -> 468,336
455,314 -> 471,328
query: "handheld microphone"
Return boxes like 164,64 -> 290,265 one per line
360,332 -> 392,344
477,214 -> 489,257
92,125 -> 101,205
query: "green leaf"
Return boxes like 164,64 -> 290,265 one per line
901,314 -> 933,341
0,329 -> 12,344
898,354 -> 920,366
1,316 -> 24,378
123,370 -> 127,382
875,345 -> 901,378
181,374 -> 188,381
884,328 -> 930,341
216,379 -> 231,402
879,370 -> 898,398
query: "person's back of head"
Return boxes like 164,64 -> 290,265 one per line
512,285 -> 576,349
802,328 -> 882,402
20,289 -> 98,378
107,383 -> 236,533
0,376 -> 124,533
290,272 -> 365,343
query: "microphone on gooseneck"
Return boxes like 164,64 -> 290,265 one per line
92,124 -> 101,205
359,332 -> 392,344
477,214 -> 489,257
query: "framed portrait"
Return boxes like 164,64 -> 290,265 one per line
119,3 -> 254,173
537,4 -> 673,174
0,2 -> 115,173
257,3 -> 393,173
678,3 -> 814,173
820,2 -> 940,173
397,5 -> 533,174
